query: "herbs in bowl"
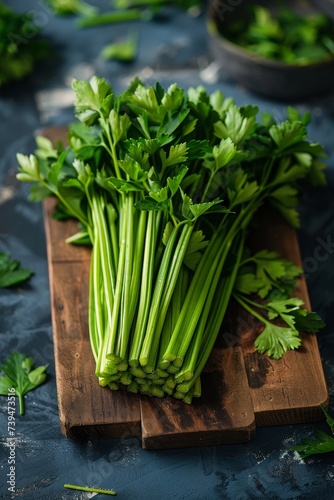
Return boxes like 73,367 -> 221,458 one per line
224,4 -> 334,65
207,0 -> 334,100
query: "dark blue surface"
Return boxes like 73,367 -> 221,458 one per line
1,1 -> 334,498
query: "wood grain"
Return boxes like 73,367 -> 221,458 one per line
140,346 -> 255,449
41,126 -> 329,447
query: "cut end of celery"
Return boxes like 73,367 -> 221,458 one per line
98,377 -> 110,387
173,357 -> 183,368
176,383 -> 190,394
175,370 -> 193,384
143,364 -> 155,374
106,353 -> 123,364
162,353 -> 176,362
158,359 -> 170,370
128,358 -> 139,368
139,356 -> 149,368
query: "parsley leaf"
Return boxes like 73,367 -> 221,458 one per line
290,308 -> 326,333
233,248 -> 324,359
254,322 -> 302,359
270,121 -> 307,153
291,406 -> 334,458
236,249 -> 301,299
0,352 -> 47,415
0,252 -> 33,288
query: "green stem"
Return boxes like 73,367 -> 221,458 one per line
233,293 -> 268,327
129,210 -> 157,366
43,180 -> 89,228
181,232 -> 246,393
145,224 -> 194,371
64,484 -> 116,496
106,203 -> 119,270
116,194 -> 135,360
88,253 -> 99,363
162,224 -> 228,364
128,209 -> 147,327
158,266 -> 187,367
77,10 -> 145,28
201,171 -> 215,203
97,197 -> 128,372
139,224 -> 180,369
92,243 -> 107,376
18,393 -> 25,415
174,257 -> 222,383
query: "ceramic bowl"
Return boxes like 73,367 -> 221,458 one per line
206,0 -> 334,100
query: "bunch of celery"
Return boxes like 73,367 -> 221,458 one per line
17,76 -> 326,402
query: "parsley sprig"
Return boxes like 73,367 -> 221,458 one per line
0,352 -> 48,415
291,405 -> 334,458
234,250 -> 325,359
16,76 -> 326,402
0,251 -> 33,288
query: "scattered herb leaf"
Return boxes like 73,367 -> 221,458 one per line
0,352 -> 48,415
0,252 -> 33,288
291,405 -> 334,458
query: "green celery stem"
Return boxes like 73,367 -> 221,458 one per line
138,225 -> 180,367
128,210 -> 157,366
77,10 -> 144,28
142,223 -> 194,371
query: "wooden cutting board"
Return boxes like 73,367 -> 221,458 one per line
42,126 -> 329,449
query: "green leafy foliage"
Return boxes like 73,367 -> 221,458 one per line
234,249 -> 325,359
0,352 -> 47,415
0,252 -> 33,288
16,75 -> 326,401
234,250 -> 301,298
291,406 -> 334,458
254,322 -> 302,359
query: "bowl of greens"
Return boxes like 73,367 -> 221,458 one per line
206,0 -> 334,100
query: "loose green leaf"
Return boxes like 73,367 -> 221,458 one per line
101,32 -> 138,62
291,430 -> 334,458
0,352 -> 47,415
0,252 -> 33,288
